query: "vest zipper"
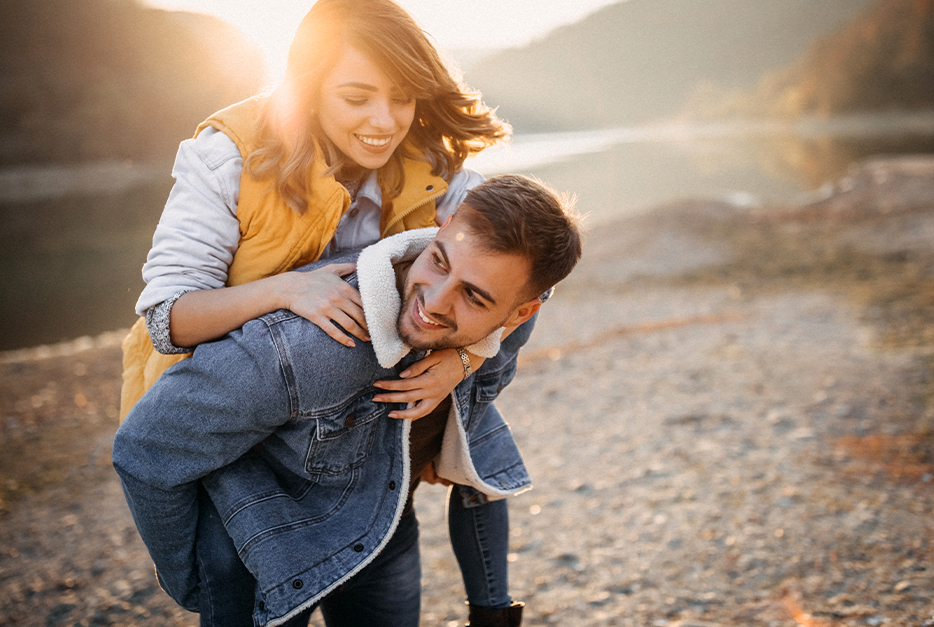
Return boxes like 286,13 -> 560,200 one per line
381,187 -> 448,237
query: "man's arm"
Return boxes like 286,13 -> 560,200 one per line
113,317 -> 293,608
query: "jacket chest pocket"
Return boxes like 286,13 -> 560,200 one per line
305,397 -> 383,476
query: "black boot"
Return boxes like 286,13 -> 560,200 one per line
466,601 -> 524,627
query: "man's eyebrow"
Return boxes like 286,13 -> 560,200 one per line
435,240 -> 497,306
336,82 -> 378,91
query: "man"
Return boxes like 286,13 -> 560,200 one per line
113,174 -> 582,627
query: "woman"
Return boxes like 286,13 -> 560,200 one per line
121,0 -> 523,625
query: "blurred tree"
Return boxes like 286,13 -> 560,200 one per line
687,0 -> 934,119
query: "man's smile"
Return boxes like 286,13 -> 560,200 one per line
413,298 -> 447,329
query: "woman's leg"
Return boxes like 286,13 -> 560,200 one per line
447,485 -> 512,609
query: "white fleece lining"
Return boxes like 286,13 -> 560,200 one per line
434,399 -> 532,501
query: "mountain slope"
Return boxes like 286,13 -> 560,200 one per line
694,0 -> 934,118
465,0 -> 875,131
0,0 -> 266,165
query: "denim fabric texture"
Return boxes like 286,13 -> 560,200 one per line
113,245 -> 534,627
194,494 -> 423,627
193,480 -> 513,625
449,486 -> 512,608
195,485 -> 254,627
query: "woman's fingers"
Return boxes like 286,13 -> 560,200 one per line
397,353 -> 440,379
325,306 -> 370,343
372,377 -> 420,391
387,398 -> 442,421
372,387 -> 425,404
322,262 -> 358,277
288,267 -> 370,342
314,317 -> 358,347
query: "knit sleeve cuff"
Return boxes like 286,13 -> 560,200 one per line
145,291 -> 194,355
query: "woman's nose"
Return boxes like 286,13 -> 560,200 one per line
369,99 -> 394,130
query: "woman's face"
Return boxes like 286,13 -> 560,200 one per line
316,43 -> 417,170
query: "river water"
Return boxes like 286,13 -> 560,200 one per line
2,113 -> 933,351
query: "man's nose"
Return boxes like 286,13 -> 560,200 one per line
422,281 -> 453,315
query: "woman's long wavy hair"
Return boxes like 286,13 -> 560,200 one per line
246,0 -> 510,213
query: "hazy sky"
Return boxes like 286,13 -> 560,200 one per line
143,0 -> 621,76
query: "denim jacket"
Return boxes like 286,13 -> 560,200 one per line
113,230 -> 533,626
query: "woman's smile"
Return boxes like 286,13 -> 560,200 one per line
316,44 -> 416,170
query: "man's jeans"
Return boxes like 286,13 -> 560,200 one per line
195,485 -> 510,626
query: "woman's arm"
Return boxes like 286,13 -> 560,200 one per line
139,128 -> 369,351
167,263 -> 368,348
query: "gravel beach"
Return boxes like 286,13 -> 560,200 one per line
1,157 -> 933,627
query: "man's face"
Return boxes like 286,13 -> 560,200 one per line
397,213 -> 540,350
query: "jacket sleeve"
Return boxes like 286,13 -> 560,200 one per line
135,126 -> 243,316
435,168 -> 484,225
112,317 -> 293,609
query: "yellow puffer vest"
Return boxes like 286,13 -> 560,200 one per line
120,96 -> 448,419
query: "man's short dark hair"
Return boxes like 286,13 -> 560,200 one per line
458,174 -> 582,302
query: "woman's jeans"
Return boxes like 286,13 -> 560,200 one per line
448,486 -> 511,609
194,484 -> 511,627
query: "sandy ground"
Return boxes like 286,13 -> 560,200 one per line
1,157 -> 933,627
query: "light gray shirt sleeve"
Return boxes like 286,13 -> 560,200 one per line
135,126 -> 243,316
435,168 -> 485,225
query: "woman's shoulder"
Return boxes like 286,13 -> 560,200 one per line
186,126 -> 243,170
196,95 -> 268,156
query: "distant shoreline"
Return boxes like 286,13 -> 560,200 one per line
0,159 -> 171,203
0,328 -> 129,364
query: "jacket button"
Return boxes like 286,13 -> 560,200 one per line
258,601 -> 265,611
345,415 -> 356,428
353,543 -> 364,552
426,184 -> 434,191
389,481 -> 396,490
292,579 -> 303,589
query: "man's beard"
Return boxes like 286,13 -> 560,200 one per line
396,291 -> 459,350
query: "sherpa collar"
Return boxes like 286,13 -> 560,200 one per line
356,228 -> 503,368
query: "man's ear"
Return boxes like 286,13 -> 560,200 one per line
437,214 -> 454,230
503,297 -> 543,330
